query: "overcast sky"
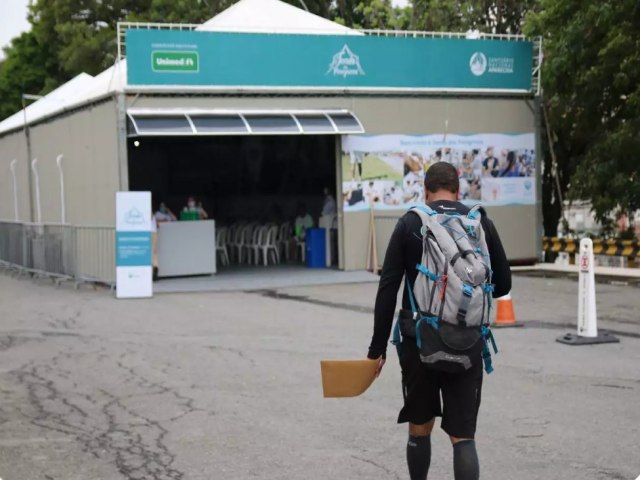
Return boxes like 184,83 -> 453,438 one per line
0,0 -> 409,59
0,0 -> 31,59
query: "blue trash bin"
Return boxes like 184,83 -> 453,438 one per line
305,228 -> 326,268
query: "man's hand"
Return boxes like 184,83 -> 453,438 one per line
374,356 -> 386,378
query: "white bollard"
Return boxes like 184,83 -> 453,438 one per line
557,238 -> 619,345
577,238 -> 598,337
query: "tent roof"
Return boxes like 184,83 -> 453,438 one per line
197,0 -> 362,35
0,73 -> 95,135
0,0 -> 361,134
0,62 -> 127,136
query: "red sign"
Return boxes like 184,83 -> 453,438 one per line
580,254 -> 589,272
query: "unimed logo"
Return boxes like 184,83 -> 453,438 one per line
152,51 -> 199,73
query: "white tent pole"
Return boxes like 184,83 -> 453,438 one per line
56,154 -> 66,223
31,158 -> 42,224
9,159 -> 19,221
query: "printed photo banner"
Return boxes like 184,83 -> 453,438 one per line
341,133 -> 536,211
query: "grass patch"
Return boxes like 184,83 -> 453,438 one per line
341,154 -> 402,182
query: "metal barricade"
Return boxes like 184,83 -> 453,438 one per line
0,221 -> 26,270
0,221 -> 115,286
74,225 -> 116,286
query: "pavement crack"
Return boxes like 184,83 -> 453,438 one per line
258,289 -> 374,314
98,389 -> 184,480
208,344 -> 257,366
351,454 -> 401,480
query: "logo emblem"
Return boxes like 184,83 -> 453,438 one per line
152,51 -> 199,73
326,45 -> 365,78
524,180 -> 532,190
124,208 -> 145,225
580,254 -> 589,272
469,52 -> 487,76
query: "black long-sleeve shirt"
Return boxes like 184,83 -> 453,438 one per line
367,200 -> 512,359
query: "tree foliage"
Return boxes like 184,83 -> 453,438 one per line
2,0 -> 639,231
411,0 -> 537,33
0,30 -> 55,120
0,0 -> 233,119
526,0 -> 640,228
332,0 -> 411,30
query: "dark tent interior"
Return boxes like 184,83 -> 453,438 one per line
128,135 -> 337,223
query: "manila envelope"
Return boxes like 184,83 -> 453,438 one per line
320,359 -> 379,398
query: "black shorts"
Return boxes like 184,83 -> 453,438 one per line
397,339 -> 483,439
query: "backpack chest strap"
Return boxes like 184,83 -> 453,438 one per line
456,283 -> 474,326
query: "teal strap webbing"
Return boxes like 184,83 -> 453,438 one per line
405,277 -> 418,314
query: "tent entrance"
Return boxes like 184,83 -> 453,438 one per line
128,133 -> 341,278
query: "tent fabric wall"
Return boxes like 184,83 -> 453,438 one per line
1,92 -> 537,267
0,131 -> 30,222
0,99 -> 121,226
129,94 -> 538,268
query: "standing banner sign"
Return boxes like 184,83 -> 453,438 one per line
116,191 -> 153,299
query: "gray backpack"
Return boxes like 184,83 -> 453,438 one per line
392,205 -> 498,374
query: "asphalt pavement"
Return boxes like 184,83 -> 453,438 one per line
0,272 -> 638,480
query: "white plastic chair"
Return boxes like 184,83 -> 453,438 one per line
277,222 -> 292,261
258,225 -> 280,266
246,224 -> 267,265
226,223 -> 239,258
216,227 -> 230,266
228,223 -> 244,263
234,224 -> 254,264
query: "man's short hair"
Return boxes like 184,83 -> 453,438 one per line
424,161 -> 459,194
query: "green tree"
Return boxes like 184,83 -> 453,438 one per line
0,30 -> 54,120
0,0 -> 235,120
411,0 -> 537,33
526,0 -> 640,232
331,0 -> 410,30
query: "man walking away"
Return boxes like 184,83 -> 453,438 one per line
367,162 -> 511,480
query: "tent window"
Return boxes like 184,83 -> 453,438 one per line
133,115 -> 193,134
244,115 -> 299,133
127,110 -> 364,136
328,113 -> 362,133
191,115 -> 248,134
295,115 -> 336,133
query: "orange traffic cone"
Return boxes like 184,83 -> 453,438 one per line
494,292 -> 522,328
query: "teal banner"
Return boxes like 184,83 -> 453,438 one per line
126,29 -> 533,91
116,231 -> 152,267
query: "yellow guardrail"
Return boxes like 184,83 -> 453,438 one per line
543,237 -> 639,259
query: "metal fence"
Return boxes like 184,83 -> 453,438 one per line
0,221 -> 115,286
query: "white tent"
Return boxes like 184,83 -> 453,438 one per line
0,61 -> 129,136
0,0 -> 361,134
0,73 -> 95,135
197,0 -> 362,35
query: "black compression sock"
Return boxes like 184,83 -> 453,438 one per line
407,435 -> 431,480
358,163 -> 363,178
453,440 -> 479,480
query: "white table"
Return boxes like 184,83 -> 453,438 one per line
157,220 -> 216,277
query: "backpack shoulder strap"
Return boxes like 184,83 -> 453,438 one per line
467,204 -> 483,220
409,205 -> 437,225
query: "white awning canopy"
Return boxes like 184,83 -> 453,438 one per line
126,108 -> 364,136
